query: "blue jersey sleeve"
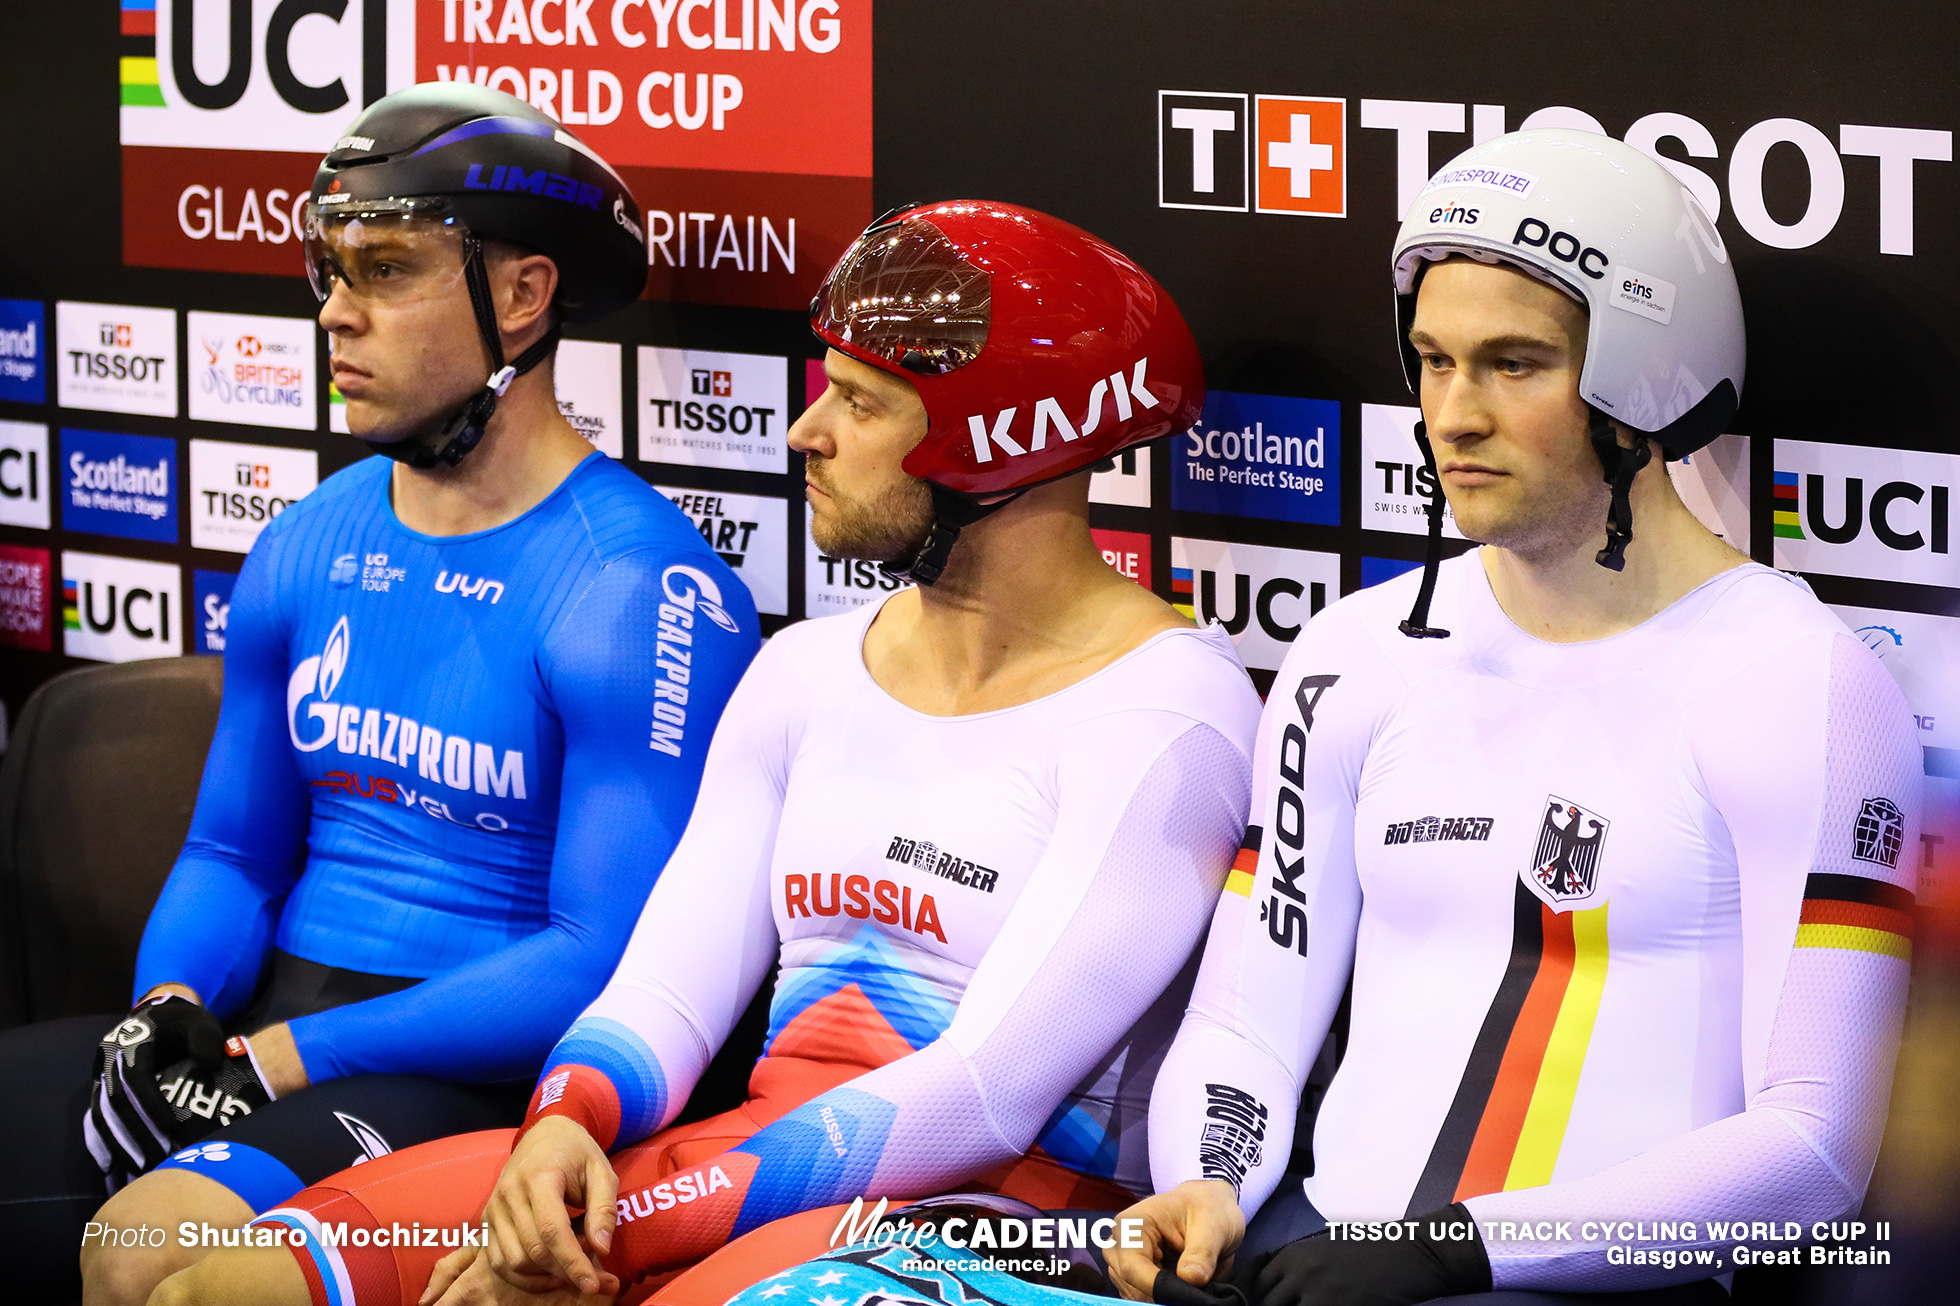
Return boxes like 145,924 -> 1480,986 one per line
134,533 -> 309,1015
287,549 -> 759,1083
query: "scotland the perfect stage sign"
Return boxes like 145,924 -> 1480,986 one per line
1172,391 -> 1341,525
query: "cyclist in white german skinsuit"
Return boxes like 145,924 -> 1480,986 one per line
1108,132 -> 1922,1306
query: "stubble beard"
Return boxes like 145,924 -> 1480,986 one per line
807,460 -> 936,562
1450,467 -> 1612,565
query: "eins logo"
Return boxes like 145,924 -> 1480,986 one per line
1427,200 -> 1479,226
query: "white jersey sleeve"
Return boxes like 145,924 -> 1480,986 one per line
1146,602 -> 1401,1217
1467,631 -> 1921,1291
533,629 -> 808,1144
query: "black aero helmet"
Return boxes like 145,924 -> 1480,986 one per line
307,84 -> 648,466
311,83 -> 646,320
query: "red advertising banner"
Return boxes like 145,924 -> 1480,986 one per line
0,544 -> 53,653
123,147 -> 320,278
119,2 -> 874,308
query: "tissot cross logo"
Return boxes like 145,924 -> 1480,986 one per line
1160,91 -> 1248,211
1255,96 -> 1346,217
965,359 -> 1160,464
691,368 -> 734,397
1529,796 -> 1609,905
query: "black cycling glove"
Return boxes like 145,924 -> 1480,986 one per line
83,995 -> 274,1192
1248,1204 -> 1490,1306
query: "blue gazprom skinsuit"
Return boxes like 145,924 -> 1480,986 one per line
135,451 -> 758,1084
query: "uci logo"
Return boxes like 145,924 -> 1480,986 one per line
161,0 -> 372,115
660,564 -> 741,634
1513,219 -> 1608,280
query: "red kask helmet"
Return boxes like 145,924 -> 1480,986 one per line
810,200 -> 1204,583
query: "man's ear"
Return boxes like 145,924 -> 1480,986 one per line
494,251 -> 560,338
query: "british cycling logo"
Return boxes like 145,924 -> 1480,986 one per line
287,616 -> 532,832
1529,796 -> 1610,903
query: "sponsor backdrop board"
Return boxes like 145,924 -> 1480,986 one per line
0,422 -> 51,531
1170,537 -> 1340,688
55,302 -> 178,417
187,311 -> 318,431
0,300 -> 46,404
556,340 -> 625,459
638,346 -> 791,472
652,485 -> 790,616
1172,391 -> 1340,524
193,569 -> 238,656
61,551 -> 182,663
188,439 -> 320,554
0,2 -> 1949,908
59,429 -> 178,544
0,544 -> 53,652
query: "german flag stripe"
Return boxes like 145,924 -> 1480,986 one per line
1404,882 -> 1543,1215
1504,902 -> 1609,1190
1800,898 -> 1914,937
1796,923 -> 1912,961
1804,872 -> 1914,913
1225,825 -> 1261,897
1405,883 -> 1613,1211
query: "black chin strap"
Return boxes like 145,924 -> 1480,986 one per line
1398,421 -> 1452,640
366,233 -> 559,470
1589,408 -> 1651,572
880,483 -> 1026,587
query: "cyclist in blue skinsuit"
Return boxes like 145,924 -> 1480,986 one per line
0,84 -> 755,1306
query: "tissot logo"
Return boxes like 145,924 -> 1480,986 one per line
638,345 -> 788,472
1159,91 -> 1248,211
1159,94 -> 1954,256
1255,96 -> 1345,217
1772,439 -> 1955,587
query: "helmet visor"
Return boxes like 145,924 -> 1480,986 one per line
303,199 -> 468,307
812,214 -> 990,375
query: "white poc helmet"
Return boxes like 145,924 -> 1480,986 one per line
1391,128 -> 1744,457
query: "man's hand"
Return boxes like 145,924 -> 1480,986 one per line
423,1247 -> 613,1306
479,1116 -> 622,1298
1105,1180 -> 1245,1301
243,1023 -> 311,1097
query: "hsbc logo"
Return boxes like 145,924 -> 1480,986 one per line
965,358 -> 1160,465
1773,439 -> 1956,588
1159,91 -> 1346,216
